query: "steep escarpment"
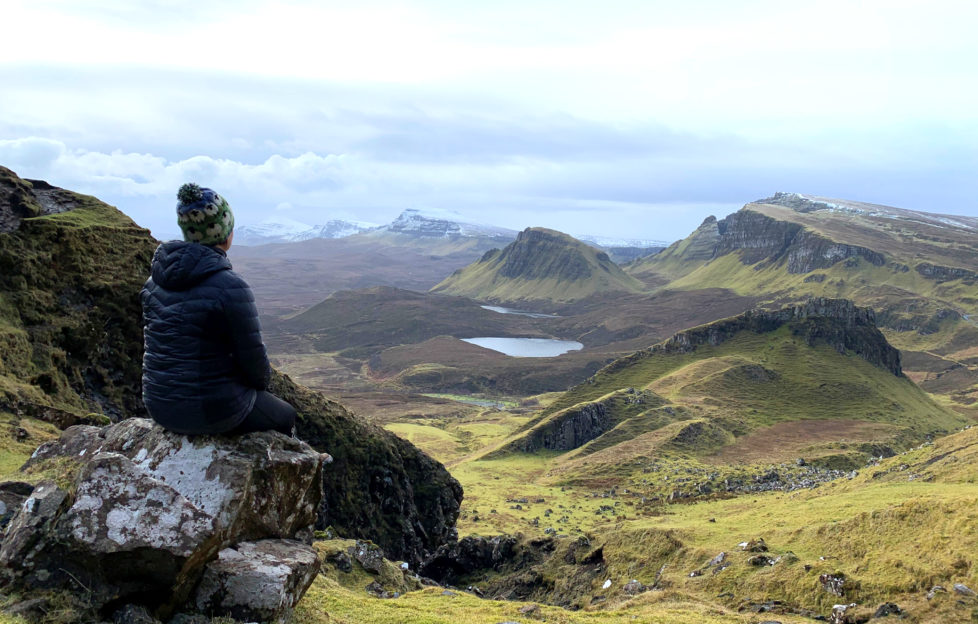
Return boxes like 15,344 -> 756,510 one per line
0,166 -> 461,568
495,388 -> 667,456
639,207 -> 884,282
432,227 -> 645,303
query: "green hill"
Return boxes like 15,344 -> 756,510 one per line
490,299 -> 966,480
432,227 -> 645,304
628,193 -> 978,406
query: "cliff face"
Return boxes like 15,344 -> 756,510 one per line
496,228 -> 599,281
653,298 -> 901,376
0,167 -> 461,567
712,209 -> 885,273
510,401 -> 611,452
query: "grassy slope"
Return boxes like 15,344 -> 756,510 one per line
290,415 -> 978,623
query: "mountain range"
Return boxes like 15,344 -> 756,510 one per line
4,165 -> 978,624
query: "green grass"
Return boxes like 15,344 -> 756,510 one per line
0,412 -> 60,480
298,427 -> 978,623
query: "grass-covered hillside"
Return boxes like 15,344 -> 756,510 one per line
628,193 -> 978,407
433,227 -> 645,304
0,166 -> 156,422
480,300 -> 966,489
285,303 -> 978,623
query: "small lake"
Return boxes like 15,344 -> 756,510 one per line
481,305 -> 559,319
461,337 -> 583,357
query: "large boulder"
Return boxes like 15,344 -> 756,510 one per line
193,539 -> 320,623
0,418 -> 326,619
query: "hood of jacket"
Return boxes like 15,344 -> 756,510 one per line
150,240 -> 231,291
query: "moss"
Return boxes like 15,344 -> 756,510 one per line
0,169 -> 156,419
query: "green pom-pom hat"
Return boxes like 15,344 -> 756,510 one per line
175,183 -> 234,245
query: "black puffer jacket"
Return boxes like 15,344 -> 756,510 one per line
140,241 -> 270,434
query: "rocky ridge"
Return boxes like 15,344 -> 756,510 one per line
607,298 -> 902,378
675,209 -> 885,275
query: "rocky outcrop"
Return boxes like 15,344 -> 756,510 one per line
676,216 -> 722,262
713,209 -> 885,273
915,262 -> 978,283
508,401 -> 611,452
604,299 -> 901,377
0,419 -> 325,621
659,207 -> 885,275
419,535 -> 523,585
0,166 -> 155,419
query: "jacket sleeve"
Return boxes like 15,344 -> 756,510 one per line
222,275 -> 271,391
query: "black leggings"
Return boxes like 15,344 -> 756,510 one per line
230,391 -> 297,436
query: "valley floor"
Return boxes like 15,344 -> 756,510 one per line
307,394 -> 978,624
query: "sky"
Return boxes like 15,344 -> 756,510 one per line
1,0 -> 976,242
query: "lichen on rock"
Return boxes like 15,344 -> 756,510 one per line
0,418 -> 326,620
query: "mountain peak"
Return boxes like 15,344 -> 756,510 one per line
432,226 -> 644,303
382,208 -> 517,239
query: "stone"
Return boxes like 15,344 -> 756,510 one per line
350,540 -> 386,574
0,419 -> 325,616
3,597 -> 51,620
872,602 -> 902,617
706,552 -> 726,567
113,604 -> 162,624
742,538 -> 768,552
365,580 -> 395,598
748,555 -> 774,566
819,573 -> 849,597
0,481 -> 33,537
194,539 -> 320,624
325,550 -> 354,573
926,585 -> 946,600
954,582 -> 977,597
623,579 -> 648,595
829,603 -> 856,624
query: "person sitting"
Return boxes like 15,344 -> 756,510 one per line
140,183 -> 296,436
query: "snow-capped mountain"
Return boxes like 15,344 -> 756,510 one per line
235,217 -> 378,246
374,208 -> 518,240
576,234 -> 672,248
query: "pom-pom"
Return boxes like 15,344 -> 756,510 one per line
177,183 -> 203,205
